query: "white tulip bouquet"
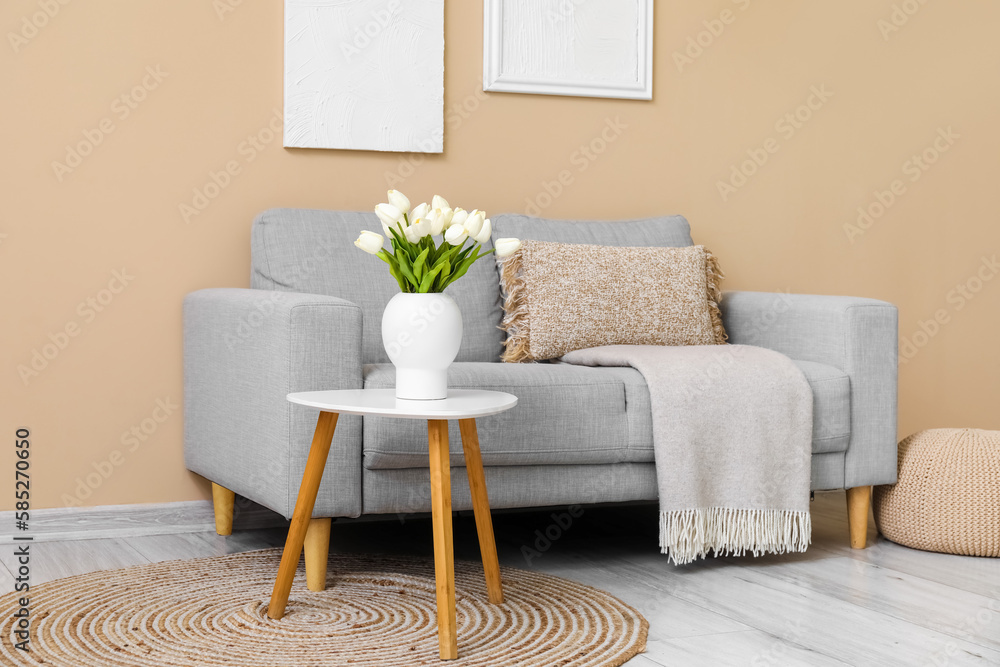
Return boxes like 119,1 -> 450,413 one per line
355,190 -> 521,293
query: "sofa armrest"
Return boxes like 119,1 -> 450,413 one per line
183,288 -> 364,518
720,290 -> 898,488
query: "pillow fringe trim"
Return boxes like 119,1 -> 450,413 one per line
498,249 -> 531,363
704,248 -> 729,344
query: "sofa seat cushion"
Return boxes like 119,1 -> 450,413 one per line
362,362 -> 649,469
362,357 -> 852,470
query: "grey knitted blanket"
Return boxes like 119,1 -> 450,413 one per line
561,344 -> 813,564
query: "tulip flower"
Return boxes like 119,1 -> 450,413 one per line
412,216 -> 432,238
445,224 -> 468,245
432,195 -> 450,210
410,202 -> 430,224
495,237 -> 521,258
474,218 -> 492,244
387,190 -> 410,214
354,231 -> 384,254
464,210 -> 485,238
429,208 -> 451,236
375,203 -> 404,230
449,208 -> 469,228
404,216 -> 430,243
425,209 -> 441,236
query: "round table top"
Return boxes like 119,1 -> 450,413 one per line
286,389 -> 518,419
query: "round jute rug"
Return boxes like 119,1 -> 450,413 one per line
0,549 -> 647,666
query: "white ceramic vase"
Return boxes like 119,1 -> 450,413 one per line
381,292 -> 463,400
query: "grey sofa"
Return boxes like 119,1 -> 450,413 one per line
184,209 -> 898,581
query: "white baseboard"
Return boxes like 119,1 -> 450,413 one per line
0,499 -> 287,544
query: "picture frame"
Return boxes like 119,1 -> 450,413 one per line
284,0 -> 445,153
483,0 -> 653,100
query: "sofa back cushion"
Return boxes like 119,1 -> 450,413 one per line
250,208 -> 505,364
490,214 -> 694,247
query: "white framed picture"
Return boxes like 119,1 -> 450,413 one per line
483,0 -> 653,100
284,0 -> 444,153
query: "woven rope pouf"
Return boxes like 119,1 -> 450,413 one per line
874,428 -> 1000,557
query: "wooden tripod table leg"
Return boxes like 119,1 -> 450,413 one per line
459,419 -> 503,605
427,419 -> 457,660
268,411 -> 339,620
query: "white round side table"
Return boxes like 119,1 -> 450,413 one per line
267,389 -> 518,661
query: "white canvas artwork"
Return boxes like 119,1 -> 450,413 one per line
284,0 -> 444,152
483,0 -> 653,100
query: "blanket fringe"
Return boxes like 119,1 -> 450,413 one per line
703,247 -> 728,345
498,249 -> 532,363
659,507 -> 811,566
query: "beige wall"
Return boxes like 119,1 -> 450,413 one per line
3,1 -> 999,510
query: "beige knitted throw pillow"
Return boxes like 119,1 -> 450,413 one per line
499,240 -> 727,363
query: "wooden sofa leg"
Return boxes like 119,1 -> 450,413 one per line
847,486 -> 872,549
212,483 -> 236,536
304,518 -> 332,592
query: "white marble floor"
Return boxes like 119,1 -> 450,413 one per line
2,492 -> 997,666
